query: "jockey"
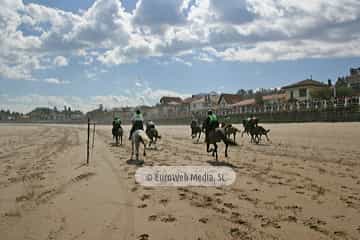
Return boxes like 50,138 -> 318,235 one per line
251,115 -> 258,127
113,117 -> 122,128
205,110 -> 219,142
207,110 -> 219,130
129,109 -> 144,140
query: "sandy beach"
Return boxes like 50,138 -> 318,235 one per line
0,123 -> 360,240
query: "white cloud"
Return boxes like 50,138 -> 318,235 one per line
44,77 -> 70,84
173,57 -> 192,66
1,0 -> 360,80
0,83 -> 190,113
53,56 -> 68,67
133,0 -> 187,33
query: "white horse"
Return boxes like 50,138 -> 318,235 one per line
131,130 -> 150,161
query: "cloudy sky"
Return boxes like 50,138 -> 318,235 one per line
1,0 -> 360,113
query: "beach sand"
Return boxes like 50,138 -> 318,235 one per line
0,123 -> 359,240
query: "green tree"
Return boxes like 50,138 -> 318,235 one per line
310,88 -> 332,100
254,92 -> 264,105
336,86 -> 353,97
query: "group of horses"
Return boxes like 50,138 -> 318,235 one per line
191,119 -> 270,144
190,118 -> 271,160
112,122 -> 161,161
112,118 -> 271,162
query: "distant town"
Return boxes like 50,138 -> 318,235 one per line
1,67 -> 360,124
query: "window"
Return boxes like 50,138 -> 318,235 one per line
299,88 -> 307,97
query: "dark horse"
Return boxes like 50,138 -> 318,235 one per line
203,120 -> 236,161
242,119 -> 270,144
250,126 -> 270,144
220,122 -> 240,143
190,120 -> 202,142
112,125 -> 123,145
146,127 -> 161,148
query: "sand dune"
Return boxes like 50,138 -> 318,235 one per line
0,123 -> 360,240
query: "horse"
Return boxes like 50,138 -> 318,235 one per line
241,119 -> 251,137
250,126 -> 270,144
220,123 -> 240,142
112,125 -> 123,145
203,121 -> 236,161
131,130 -> 150,161
190,120 -> 202,142
146,127 -> 161,148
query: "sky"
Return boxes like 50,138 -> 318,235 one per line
1,0 -> 360,113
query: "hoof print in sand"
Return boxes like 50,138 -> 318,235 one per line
148,215 -> 157,221
224,202 -> 237,209
138,233 -> 149,240
198,217 -> 208,224
140,194 -> 150,201
138,204 -> 147,208
161,215 -> 176,223
230,228 -> 250,238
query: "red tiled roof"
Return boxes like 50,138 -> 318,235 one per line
263,93 -> 287,101
218,94 -> 242,104
231,98 -> 255,106
183,96 -> 203,103
282,79 -> 327,89
160,96 -> 183,104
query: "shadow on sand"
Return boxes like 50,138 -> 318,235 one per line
109,142 -> 123,147
126,159 -> 144,166
207,160 -> 238,168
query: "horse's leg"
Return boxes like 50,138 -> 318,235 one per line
135,139 -> 140,160
233,133 -> 236,142
214,143 -> 218,161
264,132 -> 270,142
143,141 -> 146,156
131,140 -> 134,160
225,142 -> 228,158
255,135 -> 260,144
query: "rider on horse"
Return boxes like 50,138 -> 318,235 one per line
250,115 -> 259,128
129,109 -> 144,140
205,110 -> 219,143
112,117 -> 122,136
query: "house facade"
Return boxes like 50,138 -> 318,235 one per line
282,79 -> 329,101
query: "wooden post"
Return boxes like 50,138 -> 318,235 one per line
87,118 -> 90,165
91,122 -> 96,155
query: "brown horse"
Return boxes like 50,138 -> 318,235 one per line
112,125 -> 123,145
190,120 -> 202,142
204,121 -> 237,161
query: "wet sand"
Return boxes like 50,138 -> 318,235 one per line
0,123 -> 359,240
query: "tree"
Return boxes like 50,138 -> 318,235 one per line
336,86 -> 353,97
254,92 -> 264,105
236,89 -> 247,97
335,77 -> 347,87
310,88 -> 332,100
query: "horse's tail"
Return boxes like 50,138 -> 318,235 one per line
266,129 -> 270,133
138,131 -> 150,145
